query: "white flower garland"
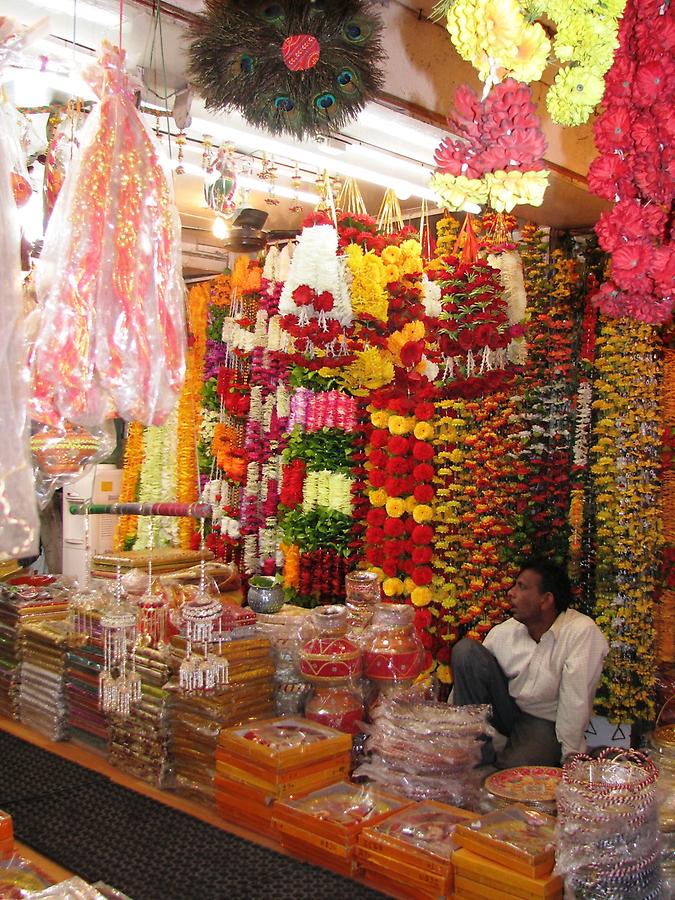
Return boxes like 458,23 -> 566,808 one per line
573,381 -> 593,468
279,224 -> 353,327
488,249 -> 528,365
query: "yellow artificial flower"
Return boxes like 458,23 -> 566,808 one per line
414,422 -> 435,441
371,409 -> 390,428
381,244 -> 402,265
369,488 -> 387,507
546,66 -> 607,127
382,577 -> 405,597
342,348 -> 394,393
383,264 -> 400,283
413,504 -> 434,523
429,172 -> 489,212
411,586 -> 432,607
436,663 -> 453,684
486,169 -> 549,212
386,497 -> 406,518
388,415 -> 408,435
506,20 -> 551,83
404,495 -> 418,514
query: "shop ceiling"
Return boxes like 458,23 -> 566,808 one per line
4,0 -> 609,272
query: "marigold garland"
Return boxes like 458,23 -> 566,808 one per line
176,280 -> 209,548
591,317 -> 662,721
113,421 -> 144,550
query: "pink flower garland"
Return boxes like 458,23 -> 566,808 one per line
588,0 -> 674,323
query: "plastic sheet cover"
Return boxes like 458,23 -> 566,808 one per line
0,19 -> 41,561
31,41 -> 185,429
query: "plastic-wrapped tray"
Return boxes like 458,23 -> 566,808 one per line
454,848 -> 563,899
453,806 -> 556,878
218,716 -> 351,770
484,766 -> 562,803
273,782 -> 410,848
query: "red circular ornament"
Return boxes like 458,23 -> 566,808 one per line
282,34 -> 321,71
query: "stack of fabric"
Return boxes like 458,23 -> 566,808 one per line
107,645 -> 172,786
18,620 -> 70,740
215,717 -> 352,835
169,635 -> 275,803
65,615 -> 107,751
0,581 -> 69,719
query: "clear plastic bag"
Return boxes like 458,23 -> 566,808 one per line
0,28 -> 40,561
31,41 -> 185,429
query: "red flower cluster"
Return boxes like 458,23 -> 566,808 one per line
432,255 -> 510,360
297,548 -> 348,603
434,79 -> 547,178
217,369 -> 250,418
588,0 -> 674,323
280,458 -> 306,508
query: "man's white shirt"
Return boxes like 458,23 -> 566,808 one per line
483,609 -> 609,758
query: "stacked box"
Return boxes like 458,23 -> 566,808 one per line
0,811 -> 13,860
452,806 -> 562,899
169,636 -> 275,803
215,717 -> 352,835
18,620 -> 70,740
65,615 -> 107,752
0,581 -> 68,719
107,646 -> 172,787
356,800 -> 478,899
272,781 -> 410,877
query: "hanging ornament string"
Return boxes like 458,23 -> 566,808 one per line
452,214 -> 479,264
119,0 -> 123,50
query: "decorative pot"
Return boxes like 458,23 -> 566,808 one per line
363,603 -> 423,684
247,578 -> 284,614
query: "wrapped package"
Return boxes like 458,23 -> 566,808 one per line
354,694 -> 494,809
555,748 -> 662,899
0,18 -> 42,560
31,41 -> 185,429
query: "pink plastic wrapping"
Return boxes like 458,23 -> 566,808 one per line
31,41 -> 185,428
0,20 -> 40,561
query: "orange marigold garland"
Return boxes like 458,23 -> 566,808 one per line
176,281 -> 209,548
113,421 -> 144,550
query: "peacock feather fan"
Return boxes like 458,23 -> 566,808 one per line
189,0 -> 386,139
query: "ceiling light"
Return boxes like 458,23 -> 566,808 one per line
189,116 -> 438,202
212,215 -> 228,240
27,0 -> 125,29
356,107 -> 443,153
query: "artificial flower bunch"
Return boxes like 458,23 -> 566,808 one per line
427,251 -> 512,384
588,0 -> 674,323
431,80 -> 549,213
568,281 -> 599,610
545,0 -> 627,126
176,280 -> 210,548
590,318 -> 662,721
516,246 -> 580,561
114,421 -> 144,550
446,0 -> 550,85
279,384 -> 360,605
134,408 -> 180,550
344,243 -> 389,321
279,223 -> 353,359
430,388 -> 524,683
364,389 -> 438,611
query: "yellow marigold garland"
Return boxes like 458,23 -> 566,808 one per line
113,421 -> 144,550
176,281 -> 209,548
591,317 -> 662,721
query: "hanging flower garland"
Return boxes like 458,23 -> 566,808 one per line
587,0 -> 674,323
113,421 -> 144,550
591,317 -> 662,722
517,238 -> 581,560
658,343 -> 675,665
568,279 -> 600,613
430,385 -> 525,684
431,79 -> 549,213
134,407 -> 180,549
176,280 -> 209,549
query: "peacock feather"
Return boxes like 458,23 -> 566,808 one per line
188,0 -> 386,139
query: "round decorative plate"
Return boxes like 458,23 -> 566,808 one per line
484,766 -> 562,802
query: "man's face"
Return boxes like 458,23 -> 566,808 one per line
507,568 -> 550,626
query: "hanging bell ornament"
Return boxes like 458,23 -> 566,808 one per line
179,595 -> 229,693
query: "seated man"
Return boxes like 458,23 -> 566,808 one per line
451,558 -> 609,768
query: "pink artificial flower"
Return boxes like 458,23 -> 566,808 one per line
611,240 -> 655,290
596,199 -> 667,252
594,107 -> 634,154
633,60 -> 671,107
649,245 -> 675,295
587,154 -> 637,201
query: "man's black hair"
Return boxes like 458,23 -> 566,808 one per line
518,558 -> 573,614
